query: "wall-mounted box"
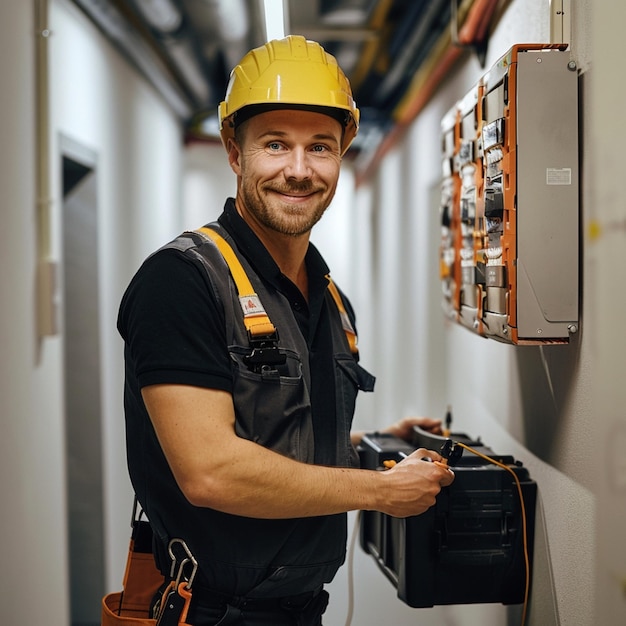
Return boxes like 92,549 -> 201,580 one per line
439,44 -> 579,344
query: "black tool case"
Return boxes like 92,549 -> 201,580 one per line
358,428 -> 537,608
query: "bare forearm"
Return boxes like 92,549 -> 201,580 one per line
187,437 -> 382,518
142,384 -> 453,520
184,435 -> 452,520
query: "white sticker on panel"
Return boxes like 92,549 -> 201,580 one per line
546,167 -> 572,185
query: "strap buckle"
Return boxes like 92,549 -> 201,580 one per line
243,329 -> 286,373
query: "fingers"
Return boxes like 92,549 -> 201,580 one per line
410,449 -> 455,486
412,447 -> 442,463
438,467 -> 455,487
379,449 -> 455,518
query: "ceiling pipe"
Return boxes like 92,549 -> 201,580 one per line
162,37 -> 213,105
454,0 -> 501,45
349,0 -> 394,91
373,0 -> 449,105
132,0 -> 182,33
73,0 -> 193,117
130,0 -> 213,106
183,0 -> 254,139
211,0 -> 249,41
355,0 -> 504,186
319,0 -> 375,26
208,0 -> 251,71
450,0 -> 501,65
395,0 -> 506,123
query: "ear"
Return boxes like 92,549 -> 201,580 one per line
227,138 -> 242,176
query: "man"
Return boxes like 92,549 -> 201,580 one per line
118,35 -> 454,625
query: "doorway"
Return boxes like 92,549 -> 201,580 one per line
61,135 -> 104,626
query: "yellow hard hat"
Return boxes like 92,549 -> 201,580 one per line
219,35 -> 359,155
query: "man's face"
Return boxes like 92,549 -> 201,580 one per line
229,108 -> 343,238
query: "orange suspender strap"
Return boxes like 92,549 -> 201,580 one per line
326,276 -> 358,354
196,227 -> 358,354
197,227 -> 277,339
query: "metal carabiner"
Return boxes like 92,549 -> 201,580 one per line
167,538 -> 198,590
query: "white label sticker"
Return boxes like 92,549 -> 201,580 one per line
546,168 -> 572,185
240,295 -> 265,316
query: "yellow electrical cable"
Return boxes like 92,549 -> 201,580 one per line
456,442 -> 530,626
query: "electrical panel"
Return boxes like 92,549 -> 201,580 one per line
439,44 -> 579,344
358,428 -> 537,608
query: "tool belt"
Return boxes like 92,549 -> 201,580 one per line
101,500 -> 197,626
101,499 -> 329,626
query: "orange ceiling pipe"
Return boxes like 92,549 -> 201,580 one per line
355,0 -> 502,187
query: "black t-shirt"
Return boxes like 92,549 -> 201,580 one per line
118,198 -> 352,463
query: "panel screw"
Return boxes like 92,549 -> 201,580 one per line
567,60 -> 577,71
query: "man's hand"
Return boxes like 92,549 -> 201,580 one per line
381,416 -> 443,441
377,447 -> 454,518
351,416 -> 442,447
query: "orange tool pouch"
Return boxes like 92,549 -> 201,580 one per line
101,501 -> 195,626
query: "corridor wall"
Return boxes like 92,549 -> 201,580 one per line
1,0 -> 185,622
2,0 -> 621,625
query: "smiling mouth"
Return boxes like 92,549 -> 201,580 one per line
269,189 -> 321,205
281,191 -> 314,199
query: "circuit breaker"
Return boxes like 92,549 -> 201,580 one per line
439,44 -> 579,344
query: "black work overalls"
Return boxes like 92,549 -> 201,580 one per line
150,223 -> 375,621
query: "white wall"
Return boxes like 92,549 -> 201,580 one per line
181,142 -> 236,230
0,2 -> 61,624
49,0 -> 186,596
2,0 -> 622,624
1,0 -> 185,622
589,1 -> 626,623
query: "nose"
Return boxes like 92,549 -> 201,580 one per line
284,147 -> 312,181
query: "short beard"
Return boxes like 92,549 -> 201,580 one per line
241,180 -> 329,237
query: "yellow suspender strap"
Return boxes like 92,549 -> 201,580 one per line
196,227 -> 358,354
196,227 -> 277,338
326,277 -> 358,354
